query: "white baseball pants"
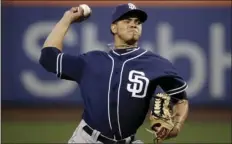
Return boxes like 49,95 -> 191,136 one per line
67,119 -> 144,144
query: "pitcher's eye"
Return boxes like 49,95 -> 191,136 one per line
137,21 -> 142,25
123,19 -> 130,23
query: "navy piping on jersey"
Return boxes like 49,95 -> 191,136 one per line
107,49 -> 147,138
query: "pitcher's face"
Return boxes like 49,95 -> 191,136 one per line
112,17 -> 142,44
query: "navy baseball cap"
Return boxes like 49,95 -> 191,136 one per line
112,3 -> 148,23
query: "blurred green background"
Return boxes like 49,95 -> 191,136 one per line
2,120 -> 231,143
2,107 -> 231,143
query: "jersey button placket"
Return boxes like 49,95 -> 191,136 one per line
109,61 -> 123,140
112,82 -> 119,91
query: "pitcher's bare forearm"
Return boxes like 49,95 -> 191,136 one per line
43,17 -> 71,51
43,7 -> 84,51
39,6 -> 87,79
172,99 -> 189,129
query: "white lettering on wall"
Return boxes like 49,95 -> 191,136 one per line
82,23 -> 107,53
210,23 -> 231,98
22,21 -> 77,97
156,23 -> 206,98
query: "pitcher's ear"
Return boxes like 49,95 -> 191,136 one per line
111,24 -> 117,34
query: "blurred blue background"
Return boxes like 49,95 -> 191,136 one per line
2,5 -> 231,107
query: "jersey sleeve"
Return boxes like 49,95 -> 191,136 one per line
156,58 -> 188,96
157,77 -> 188,96
39,47 -> 86,83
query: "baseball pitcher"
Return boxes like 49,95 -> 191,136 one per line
39,3 -> 189,144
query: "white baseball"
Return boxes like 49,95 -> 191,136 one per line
79,4 -> 92,17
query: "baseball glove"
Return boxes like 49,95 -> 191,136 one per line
149,93 -> 174,144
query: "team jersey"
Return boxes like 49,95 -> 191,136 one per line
39,47 -> 188,139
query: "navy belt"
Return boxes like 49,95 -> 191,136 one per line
83,125 -> 134,144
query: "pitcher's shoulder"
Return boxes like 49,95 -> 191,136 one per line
82,50 -> 109,57
144,50 -> 172,64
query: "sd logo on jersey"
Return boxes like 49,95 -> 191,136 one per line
127,70 -> 149,98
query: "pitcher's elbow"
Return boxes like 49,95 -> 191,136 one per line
39,47 -> 61,73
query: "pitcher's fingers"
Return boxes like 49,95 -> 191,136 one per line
70,7 -> 79,13
78,7 -> 84,15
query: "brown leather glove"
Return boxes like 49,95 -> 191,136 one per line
149,93 -> 174,144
